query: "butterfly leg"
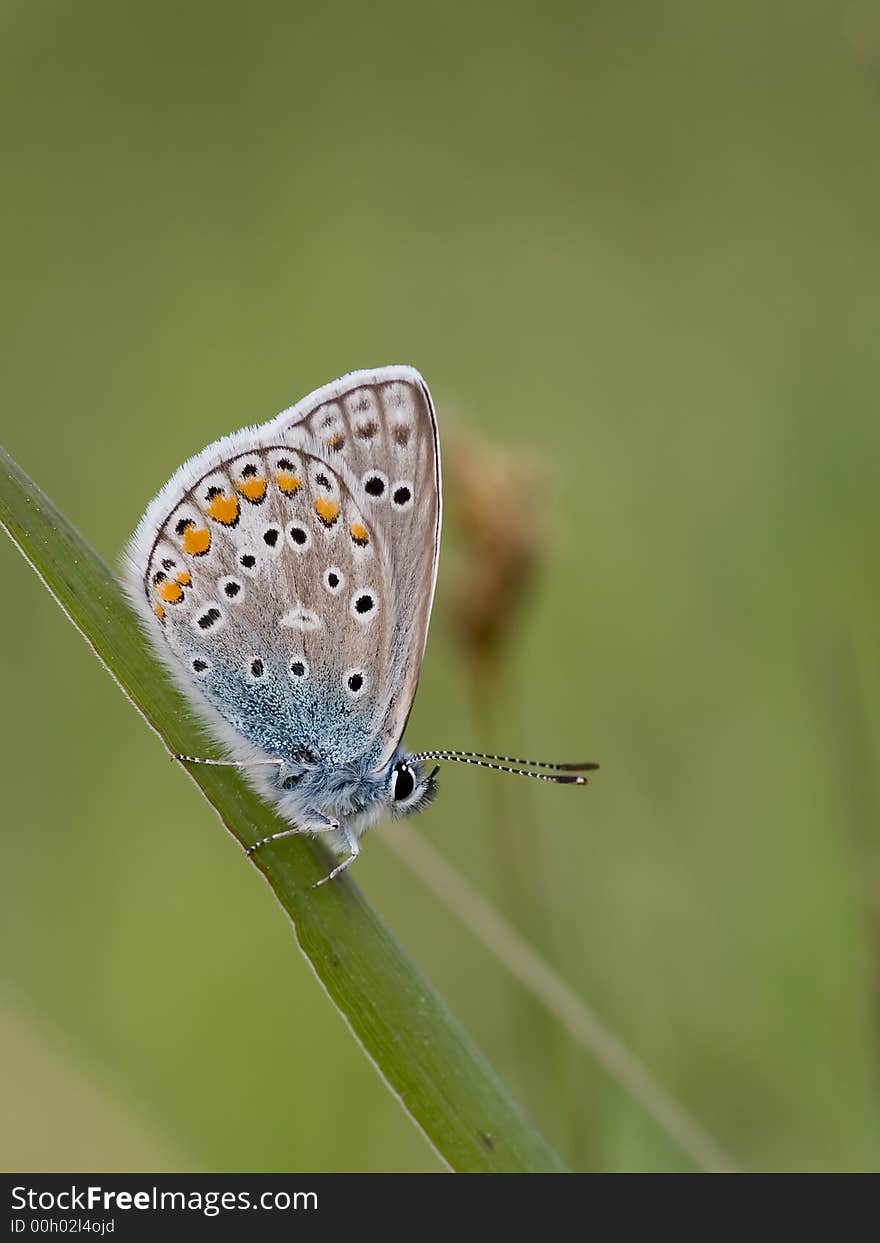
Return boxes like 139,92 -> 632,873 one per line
174,753 -> 284,772
245,812 -> 340,858
312,824 -> 360,889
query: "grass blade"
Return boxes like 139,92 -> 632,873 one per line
385,825 -> 740,1172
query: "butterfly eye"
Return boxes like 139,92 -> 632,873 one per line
392,763 -> 416,802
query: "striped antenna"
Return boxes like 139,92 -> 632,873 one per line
409,749 -> 599,785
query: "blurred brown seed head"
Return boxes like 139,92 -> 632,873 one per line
443,417 -> 552,679
844,3 -> 880,66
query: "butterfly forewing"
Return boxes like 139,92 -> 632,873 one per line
280,371 -> 440,764
128,367 -> 440,772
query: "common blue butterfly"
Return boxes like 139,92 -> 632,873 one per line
125,367 -> 597,885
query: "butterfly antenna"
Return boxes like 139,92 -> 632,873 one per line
411,749 -> 599,772
410,750 -> 599,785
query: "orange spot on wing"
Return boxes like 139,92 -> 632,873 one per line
314,497 -> 340,527
157,580 -> 184,603
154,603 -> 166,621
181,525 -> 212,556
276,471 -> 301,495
206,493 -> 239,525
350,522 -> 369,546
175,570 -> 191,586
235,477 -> 267,502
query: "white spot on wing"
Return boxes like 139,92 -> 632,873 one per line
220,576 -> 244,601
350,587 -> 377,624
316,403 -> 343,431
288,655 -> 309,679
279,605 -> 322,631
361,469 -> 388,502
344,667 -> 368,699
191,603 -> 226,635
391,479 -> 414,509
345,388 -> 380,420
286,522 -> 312,551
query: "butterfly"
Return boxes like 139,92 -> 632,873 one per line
125,366 -> 597,885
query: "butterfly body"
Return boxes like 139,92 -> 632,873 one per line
126,365 -> 594,883
250,743 -> 434,838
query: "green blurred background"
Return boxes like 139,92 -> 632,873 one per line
3,0 -> 880,1172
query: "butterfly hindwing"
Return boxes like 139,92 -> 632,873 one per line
127,367 -> 440,772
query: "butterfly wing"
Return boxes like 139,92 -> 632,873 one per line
278,366 -> 441,765
124,366 -> 440,773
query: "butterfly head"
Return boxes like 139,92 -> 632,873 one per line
385,753 -> 440,819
